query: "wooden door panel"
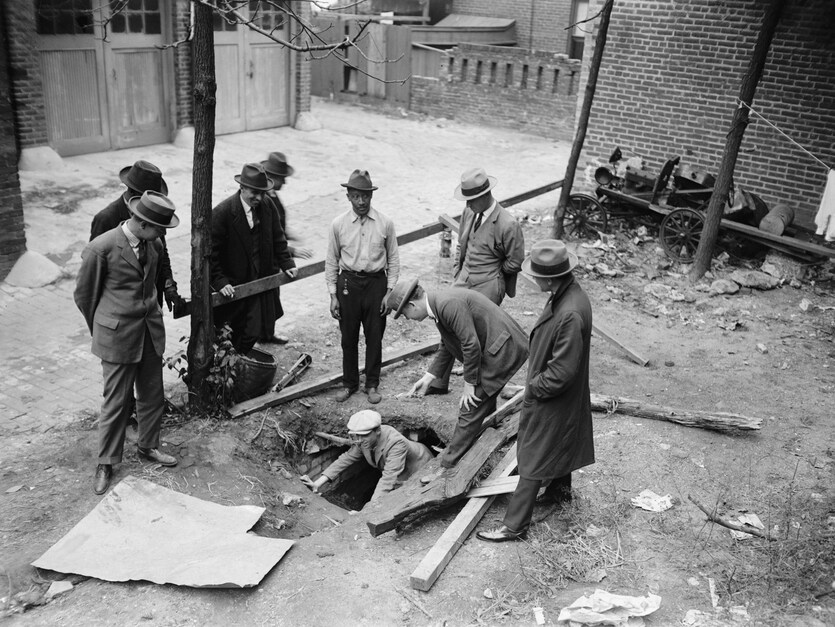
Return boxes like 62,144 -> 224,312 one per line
245,44 -> 289,129
214,43 -> 246,134
111,50 -> 165,129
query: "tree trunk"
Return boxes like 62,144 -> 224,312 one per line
553,0 -> 614,238
186,2 -> 217,407
688,0 -> 786,280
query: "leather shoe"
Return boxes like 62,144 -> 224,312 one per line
335,387 -> 357,402
420,467 -> 455,485
476,525 -> 527,543
366,387 -> 382,404
424,386 -> 449,396
262,334 -> 289,345
536,492 -> 572,506
137,447 -> 178,466
94,464 -> 112,495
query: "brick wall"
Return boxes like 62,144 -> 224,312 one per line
451,0 -> 573,53
0,5 -> 26,280
172,0 -> 193,128
411,43 -> 580,140
5,1 -> 46,149
580,0 -> 835,229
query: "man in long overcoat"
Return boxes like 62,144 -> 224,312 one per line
386,279 -> 528,482
477,239 -> 594,542
211,163 -> 298,354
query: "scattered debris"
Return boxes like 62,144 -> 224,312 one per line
45,581 -> 73,600
5,485 -> 23,494
533,606 -> 546,625
281,493 -> 304,507
729,512 -> 766,540
709,279 -> 740,295
688,495 -> 773,541
729,269 -> 779,290
556,589 -> 661,625
756,343 -> 768,354
631,489 -> 674,512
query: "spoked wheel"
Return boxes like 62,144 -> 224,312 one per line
660,208 -> 704,262
564,193 -> 608,240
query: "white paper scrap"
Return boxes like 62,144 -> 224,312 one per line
630,489 -> 674,512
557,589 -> 661,625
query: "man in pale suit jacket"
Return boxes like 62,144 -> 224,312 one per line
387,279 -> 528,483
74,191 -> 180,495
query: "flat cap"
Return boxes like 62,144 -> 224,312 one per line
347,410 -> 382,435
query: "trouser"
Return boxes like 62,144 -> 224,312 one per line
98,329 -> 164,465
337,271 -> 387,390
439,385 -> 499,468
503,474 -> 572,532
452,270 -> 506,305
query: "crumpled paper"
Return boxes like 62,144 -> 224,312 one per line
631,489 -> 674,512
557,589 -> 662,625
729,512 -> 765,540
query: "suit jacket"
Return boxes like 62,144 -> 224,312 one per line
518,277 -> 594,480
428,288 -> 528,397
91,195 -> 176,307
210,192 -> 295,321
321,425 -> 433,502
74,227 -> 166,363
456,202 -> 524,298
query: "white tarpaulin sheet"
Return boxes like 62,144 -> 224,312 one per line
32,475 -> 294,588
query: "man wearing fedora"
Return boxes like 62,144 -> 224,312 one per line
211,163 -> 298,354
386,279 -> 528,483
300,409 -> 433,505
325,169 -> 400,405
452,167 -> 524,306
75,191 -> 181,495
261,151 -> 313,262
90,160 -> 183,312
477,240 -> 594,542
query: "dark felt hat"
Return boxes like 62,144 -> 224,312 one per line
119,160 -> 168,195
261,152 -> 295,178
386,277 -> 420,319
235,163 -> 274,191
521,240 -> 578,278
341,169 -> 378,191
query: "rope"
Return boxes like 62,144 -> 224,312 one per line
737,99 -> 832,171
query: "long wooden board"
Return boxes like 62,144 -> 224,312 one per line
466,475 -> 520,498
592,322 -> 649,366
227,339 -> 439,418
410,444 -> 518,592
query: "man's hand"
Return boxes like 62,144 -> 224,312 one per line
329,294 -> 341,320
284,267 -> 298,280
293,247 -> 314,260
460,381 -> 482,411
163,287 -> 181,312
380,288 -> 392,316
219,284 -> 235,298
407,373 -> 437,397
300,474 -> 328,493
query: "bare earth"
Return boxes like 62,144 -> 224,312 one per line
2,99 -> 834,626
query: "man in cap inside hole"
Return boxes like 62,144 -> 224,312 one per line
75,191 -> 182,495
210,163 -> 298,353
325,169 -> 400,405
477,239 -> 594,542
300,409 -> 433,504
385,278 -> 528,484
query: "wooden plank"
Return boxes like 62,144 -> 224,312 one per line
466,475 -> 519,498
592,322 -> 649,367
410,444 -> 518,591
437,213 -> 460,233
500,180 -> 563,208
364,393 -> 523,537
228,339 -> 439,418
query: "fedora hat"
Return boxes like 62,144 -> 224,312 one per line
128,190 -> 179,229
453,167 -> 497,201
261,152 -> 294,178
386,277 -> 419,319
347,410 -> 382,435
119,160 -> 168,195
234,163 -> 274,191
521,239 -> 578,278
341,169 -> 378,191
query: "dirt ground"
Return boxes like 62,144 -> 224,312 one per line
3,101 -> 835,626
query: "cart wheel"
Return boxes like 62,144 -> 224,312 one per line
564,193 -> 608,239
660,208 -> 703,262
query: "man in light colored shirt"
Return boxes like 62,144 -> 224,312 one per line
325,169 -> 400,404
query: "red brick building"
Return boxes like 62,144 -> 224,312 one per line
579,0 -> 835,228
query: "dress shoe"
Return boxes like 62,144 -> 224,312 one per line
476,525 -> 527,543
420,466 -> 455,485
94,464 -> 112,495
366,387 -> 382,404
536,492 -> 572,506
262,334 -> 289,345
335,387 -> 357,402
137,447 -> 178,466
424,386 -> 449,396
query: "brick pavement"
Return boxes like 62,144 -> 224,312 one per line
0,98 -> 566,436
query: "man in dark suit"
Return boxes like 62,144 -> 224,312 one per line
386,279 -> 528,482
90,160 -> 182,311
477,240 -> 594,542
211,163 -> 298,354
75,191 -> 181,495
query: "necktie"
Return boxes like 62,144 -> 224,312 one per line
472,212 -> 483,233
137,241 -> 147,266
251,207 -> 260,230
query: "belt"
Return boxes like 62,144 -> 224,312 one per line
340,269 -> 386,277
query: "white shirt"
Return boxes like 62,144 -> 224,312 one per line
121,222 -> 142,261
241,192 -> 257,229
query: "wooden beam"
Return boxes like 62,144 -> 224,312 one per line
466,475 -> 519,498
592,393 -> 762,432
227,339 -> 439,418
437,213 -> 459,233
501,180 -> 563,208
410,444 -> 518,591
364,393 -> 523,537
592,322 -> 649,366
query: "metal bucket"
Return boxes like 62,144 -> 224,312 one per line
234,348 -> 277,402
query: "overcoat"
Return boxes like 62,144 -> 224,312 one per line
74,227 -> 166,363
210,192 -> 294,330
456,202 -> 524,298
321,425 -> 433,501
427,288 -> 528,397
518,277 -> 594,480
